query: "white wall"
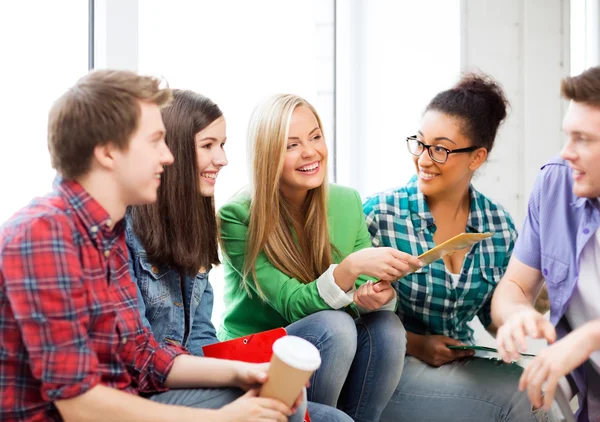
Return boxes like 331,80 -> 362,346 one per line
461,0 -> 570,229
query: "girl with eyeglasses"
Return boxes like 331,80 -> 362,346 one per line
364,73 -> 553,421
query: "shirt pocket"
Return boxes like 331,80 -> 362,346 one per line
137,258 -> 170,306
540,255 -> 569,285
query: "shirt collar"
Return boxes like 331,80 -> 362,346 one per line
54,175 -> 122,240
406,177 -> 434,232
465,186 -> 487,233
407,176 -> 487,233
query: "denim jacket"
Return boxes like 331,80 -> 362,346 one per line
125,214 -> 218,356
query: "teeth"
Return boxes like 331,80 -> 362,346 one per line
299,163 -> 318,172
154,174 -> 161,179
202,173 -> 217,179
573,170 -> 583,176
419,171 -> 438,179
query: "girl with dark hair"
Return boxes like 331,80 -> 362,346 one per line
364,73 -> 553,421
126,89 -> 226,355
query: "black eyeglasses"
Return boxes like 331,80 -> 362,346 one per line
406,136 -> 480,164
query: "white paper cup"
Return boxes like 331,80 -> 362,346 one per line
259,335 -> 321,407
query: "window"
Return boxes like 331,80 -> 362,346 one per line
335,0 -> 461,197
571,0 -> 600,75
137,0 -> 335,327
0,1 -> 89,224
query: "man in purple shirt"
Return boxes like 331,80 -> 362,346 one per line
492,66 -> 600,422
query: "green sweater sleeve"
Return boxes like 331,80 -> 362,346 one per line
219,200 -> 331,323
351,189 -> 376,288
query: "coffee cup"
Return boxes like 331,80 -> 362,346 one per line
259,335 -> 321,407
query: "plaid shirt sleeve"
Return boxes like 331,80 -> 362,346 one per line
3,216 -> 102,402
129,329 -> 186,393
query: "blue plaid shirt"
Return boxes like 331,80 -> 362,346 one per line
363,176 -> 517,343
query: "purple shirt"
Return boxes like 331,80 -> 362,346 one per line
514,157 -> 600,420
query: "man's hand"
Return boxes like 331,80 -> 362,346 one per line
354,280 -> 396,310
496,308 -> 556,363
519,328 -> 592,410
416,335 -> 475,367
233,362 -> 269,391
218,389 -> 292,422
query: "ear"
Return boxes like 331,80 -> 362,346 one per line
468,147 -> 488,171
92,142 -> 119,171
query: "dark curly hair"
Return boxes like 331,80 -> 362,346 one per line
425,72 -> 509,153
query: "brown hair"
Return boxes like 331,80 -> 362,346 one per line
561,66 -> 600,107
48,69 -> 172,180
425,72 -> 509,153
131,90 -> 222,275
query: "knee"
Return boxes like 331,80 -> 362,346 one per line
361,311 -> 406,352
309,310 -> 357,354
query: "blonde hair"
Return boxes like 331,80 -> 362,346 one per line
242,94 -> 336,295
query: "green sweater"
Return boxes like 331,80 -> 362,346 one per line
218,184 -> 372,341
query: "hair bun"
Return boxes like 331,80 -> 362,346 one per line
453,72 -> 508,127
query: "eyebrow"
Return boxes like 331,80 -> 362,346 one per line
151,130 -> 166,139
288,127 -> 321,140
418,130 -> 456,145
198,136 -> 227,143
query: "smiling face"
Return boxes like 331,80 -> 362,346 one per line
195,116 -> 228,197
414,110 -> 485,199
279,106 -> 327,204
560,101 -> 600,198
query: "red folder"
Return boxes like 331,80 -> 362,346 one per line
202,328 -> 311,422
202,328 -> 287,362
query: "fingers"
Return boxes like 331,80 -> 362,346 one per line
389,248 -> 424,268
501,326 -> 522,363
523,314 -> 541,338
243,388 -> 259,398
246,368 -> 268,385
540,320 -> 557,344
542,372 -> 561,410
496,326 -> 513,363
292,388 -> 306,412
372,280 -> 392,293
354,281 -> 381,310
441,336 -> 466,347
498,312 -> 548,363
258,408 -> 289,422
510,320 -> 527,355
252,398 -> 293,417
525,362 -> 549,409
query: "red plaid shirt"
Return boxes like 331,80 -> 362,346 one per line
0,179 -> 187,421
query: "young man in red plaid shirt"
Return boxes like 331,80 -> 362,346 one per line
0,70 -> 330,422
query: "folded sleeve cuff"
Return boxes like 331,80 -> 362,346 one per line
316,264 -> 355,309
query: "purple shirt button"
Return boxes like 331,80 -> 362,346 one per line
584,228 -> 590,235
543,269 -> 548,276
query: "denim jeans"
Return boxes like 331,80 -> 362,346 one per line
286,310 -> 406,422
150,386 -> 352,422
381,356 -> 558,422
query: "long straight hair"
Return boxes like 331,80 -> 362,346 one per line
131,90 -> 222,275
239,94 -> 335,295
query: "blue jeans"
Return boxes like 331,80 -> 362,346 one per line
150,386 -> 352,422
381,356 -> 556,422
286,310 -> 406,422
